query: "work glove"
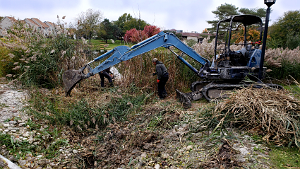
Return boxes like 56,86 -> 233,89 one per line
157,79 -> 160,83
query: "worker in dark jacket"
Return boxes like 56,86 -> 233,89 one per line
152,58 -> 169,99
99,67 -> 114,87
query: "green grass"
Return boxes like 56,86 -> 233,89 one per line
269,146 -> 300,168
90,39 -> 129,50
283,84 -> 300,98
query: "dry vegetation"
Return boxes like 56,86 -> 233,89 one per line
213,86 -> 300,147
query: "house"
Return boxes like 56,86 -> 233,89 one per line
0,16 -> 17,36
181,32 -> 214,43
44,21 -> 56,33
167,29 -> 215,43
169,29 -> 183,33
0,16 -> 59,37
24,18 -> 52,36
31,18 -> 50,35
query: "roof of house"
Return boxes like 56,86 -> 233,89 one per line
25,18 -> 40,27
44,21 -> 55,27
7,16 -> 17,22
31,18 -> 49,28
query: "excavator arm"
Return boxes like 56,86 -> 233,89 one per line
63,31 -> 211,96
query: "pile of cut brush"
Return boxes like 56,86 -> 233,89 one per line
213,86 -> 300,147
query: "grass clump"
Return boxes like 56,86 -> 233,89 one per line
0,133 -> 37,158
208,86 -> 300,148
26,85 -> 152,133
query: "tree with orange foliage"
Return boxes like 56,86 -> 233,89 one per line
231,25 -> 261,44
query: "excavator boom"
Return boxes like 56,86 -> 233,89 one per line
63,31 -> 211,96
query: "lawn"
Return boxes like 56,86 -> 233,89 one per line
90,39 -> 130,50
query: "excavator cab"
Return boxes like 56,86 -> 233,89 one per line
189,15 -> 281,103
212,15 -> 263,69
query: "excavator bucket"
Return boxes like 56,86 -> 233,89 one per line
176,89 -> 192,109
176,89 -> 203,109
62,69 -> 85,96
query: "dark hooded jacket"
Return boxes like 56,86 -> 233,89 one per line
155,61 -> 168,80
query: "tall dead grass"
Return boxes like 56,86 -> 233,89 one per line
265,47 -> 300,67
116,48 -> 197,95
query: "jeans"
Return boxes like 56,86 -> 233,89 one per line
99,71 -> 113,87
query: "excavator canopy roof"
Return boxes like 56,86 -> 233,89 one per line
220,14 -> 262,26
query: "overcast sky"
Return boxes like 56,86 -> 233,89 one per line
0,0 -> 299,33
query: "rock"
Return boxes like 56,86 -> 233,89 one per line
72,150 -> 78,154
22,132 -> 30,137
36,155 -> 43,159
8,127 -> 19,131
141,152 -> 147,159
9,121 -> 17,125
50,162 -> 59,167
18,160 -> 27,166
154,164 -> 160,169
28,137 -> 34,144
9,156 -> 18,162
239,147 -> 249,155
3,123 -> 10,127
235,154 -> 246,162
161,153 -> 169,159
19,123 -> 26,127
186,145 -> 193,150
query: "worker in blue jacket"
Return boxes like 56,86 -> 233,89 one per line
152,58 -> 169,99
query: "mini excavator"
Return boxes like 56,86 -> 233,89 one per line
63,12 -> 281,108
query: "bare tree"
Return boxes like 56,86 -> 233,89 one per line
75,9 -> 103,42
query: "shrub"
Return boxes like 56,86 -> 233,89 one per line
124,28 -> 148,43
0,45 -> 11,77
124,25 -> 161,43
